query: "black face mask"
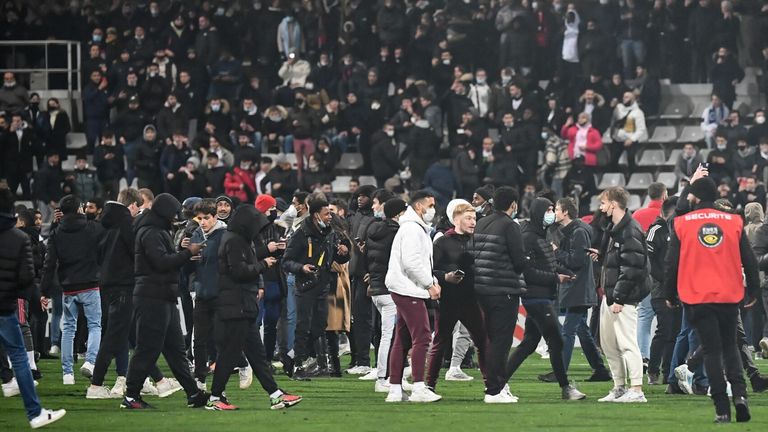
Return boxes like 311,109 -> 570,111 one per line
86,213 -> 97,221
268,210 -> 278,222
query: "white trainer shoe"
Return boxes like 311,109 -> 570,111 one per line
2,377 -> 20,397
409,387 -> 442,403
156,378 -> 183,398
110,376 -> 126,398
48,346 -> 60,356
79,362 -> 94,379
346,365 -> 372,375
403,366 -> 412,380
239,366 -> 253,390
62,374 -> 75,385
140,378 -> 158,396
374,379 -> 390,393
445,367 -> 474,381
675,364 -> 695,395
30,408 -> 66,429
484,391 -> 517,404
401,380 -> 414,392
359,369 -> 378,381
598,386 -> 627,402
614,389 -> 648,403
502,384 -> 519,402
196,379 -> 207,392
385,392 -> 409,403
86,385 -> 114,400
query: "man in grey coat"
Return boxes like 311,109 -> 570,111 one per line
539,197 -> 612,383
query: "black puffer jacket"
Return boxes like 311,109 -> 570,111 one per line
133,194 -> 193,303
217,206 -> 270,320
646,216 -> 670,300
522,198 -> 570,299
41,213 -> 102,296
348,205 -> 376,277
600,212 -> 649,305
751,221 -> 768,285
555,219 -> 597,309
364,219 -> 399,296
98,202 -> 135,290
433,229 -> 476,299
256,221 -> 287,291
0,216 -> 34,314
469,211 -> 527,296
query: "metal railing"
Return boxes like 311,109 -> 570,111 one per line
0,39 -> 82,96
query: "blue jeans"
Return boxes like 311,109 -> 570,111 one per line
0,313 -> 42,420
50,293 -> 63,347
636,294 -> 654,359
123,138 -> 139,186
561,308 -> 606,371
61,290 -> 102,375
668,307 -> 708,387
620,39 -> 645,79
285,276 -> 296,351
258,281 -> 282,361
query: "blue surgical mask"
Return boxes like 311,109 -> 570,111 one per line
474,205 -> 484,213
543,212 -> 556,227
318,219 -> 327,229
374,210 -> 385,219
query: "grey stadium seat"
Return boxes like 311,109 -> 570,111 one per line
338,153 -> 364,170
665,149 -> 681,166
656,172 -> 678,189
590,195 -> 601,212
649,126 -> 678,144
660,101 -> 690,119
331,176 -> 352,193
626,173 -> 654,190
676,126 -> 705,143
598,173 -> 626,189
638,149 -> 666,167
65,132 -> 87,150
358,176 -> 377,186
628,194 -> 642,211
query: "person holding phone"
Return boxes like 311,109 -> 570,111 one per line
425,201 -> 490,396
507,197 -> 585,401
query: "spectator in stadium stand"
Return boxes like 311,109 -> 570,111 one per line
593,187 -> 648,404
573,88 -> 610,134
33,151 -> 64,224
93,131 -> 125,201
561,112 -> 603,168
82,69 -> 110,152
0,187 -> 67,429
687,0 -> 719,83
734,176 -> 767,210
707,133 -> 735,185
112,96 -> 145,186
2,112 -> 36,200
156,93 -> 189,145
718,111 -> 747,149
674,143 -> 704,180
39,194 -> 103,387
633,183 -> 668,233
633,65 -> 661,117
665,177 -> 758,423
160,131 -> 194,196
562,155 -> 598,217
67,153 -> 99,204
260,155 -> 298,203
710,46 -> 744,110
39,97 -> 71,162
202,152 -> 227,198
0,72 -> 28,114
610,91 -> 648,174
748,110 -> 768,148
134,125 -> 162,194
732,137 -> 756,179
701,94 -> 730,149
468,186 -> 527,404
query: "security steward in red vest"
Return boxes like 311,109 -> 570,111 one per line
664,177 -> 761,424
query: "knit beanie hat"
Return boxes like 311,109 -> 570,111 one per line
384,198 -> 407,219
689,177 -> 717,203
255,194 -> 277,213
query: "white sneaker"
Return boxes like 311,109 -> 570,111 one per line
598,386 -> 627,402
86,385 -> 115,400
239,366 -> 253,390
614,389 -> 648,403
196,379 -> 207,392
62,374 -> 75,385
401,380 -> 414,392
502,384 -> 519,402
675,364 -> 695,395
484,391 -> 517,403
359,369 -> 379,381
409,387 -> 442,403
385,392 -> 409,402
536,344 -> 550,359
339,344 -> 351,356
110,376 -> 126,398
403,366 -> 412,380
445,367 -> 474,381
374,379 -> 390,393
2,378 -> 20,397
156,378 -> 183,398
79,362 -> 94,379
345,365 -> 372,375
29,408 -> 66,429
141,378 -> 158,396
48,346 -> 60,356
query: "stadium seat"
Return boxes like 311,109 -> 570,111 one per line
665,149 -> 681,166
65,132 -> 87,150
602,130 -> 612,144
699,148 -> 711,161
285,153 -> 298,168
61,155 -> 76,171
589,195 -> 600,212
331,175 -> 352,193
338,153 -> 364,170
626,173 -> 654,190
488,128 -> 499,143
359,176 -> 377,186
676,126 -> 705,143
628,194 -> 642,211
657,172 -> 678,189
691,100 -> 710,119
642,195 -> 651,207
660,101 -> 690,119
638,149 -> 666,167
649,126 -> 677,144
598,173 -> 626,189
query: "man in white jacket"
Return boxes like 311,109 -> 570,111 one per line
610,91 -> 648,173
385,191 -> 442,403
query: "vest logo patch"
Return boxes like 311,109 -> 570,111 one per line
698,223 -> 723,248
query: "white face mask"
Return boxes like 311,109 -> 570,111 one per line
543,212 -> 556,227
423,207 -> 436,224
717,143 -> 727,150
386,130 -> 394,137
374,210 -> 385,219
757,115 -> 766,125
211,104 -> 221,112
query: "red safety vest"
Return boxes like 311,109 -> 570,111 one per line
673,208 -> 745,304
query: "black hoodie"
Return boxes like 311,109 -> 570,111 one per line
133,194 -> 193,302
521,198 -> 570,300
41,213 -> 103,296
0,215 -> 33,314
98,202 -> 135,290
217,205 -> 269,320
364,219 -> 399,296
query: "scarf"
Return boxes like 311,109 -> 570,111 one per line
574,124 -> 589,157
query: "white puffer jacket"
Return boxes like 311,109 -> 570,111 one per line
385,206 -> 435,299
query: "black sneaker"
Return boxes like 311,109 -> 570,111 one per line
665,382 -> 686,394
187,391 -> 210,408
586,368 -> 612,382
537,371 -> 557,383
31,369 -> 42,380
734,397 -> 751,423
292,367 -> 312,381
750,374 -> 768,393
692,383 -> 708,396
647,372 -> 660,385
120,396 -> 154,409
282,356 -> 295,378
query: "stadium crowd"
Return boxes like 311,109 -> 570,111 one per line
1,0 -> 768,428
